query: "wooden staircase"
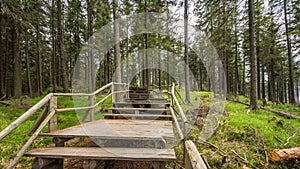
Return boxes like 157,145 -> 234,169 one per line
0,83 -> 208,169
24,86 -> 176,168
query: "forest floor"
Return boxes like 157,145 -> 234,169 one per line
0,92 -> 300,168
179,92 -> 300,169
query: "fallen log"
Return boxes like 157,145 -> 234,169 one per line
0,101 -> 10,106
227,99 -> 300,121
260,107 -> 300,121
267,147 -> 300,161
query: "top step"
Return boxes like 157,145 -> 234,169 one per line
26,147 -> 176,161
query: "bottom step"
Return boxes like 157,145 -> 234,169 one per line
103,114 -> 172,120
26,147 -> 176,161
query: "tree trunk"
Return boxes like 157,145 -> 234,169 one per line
87,0 -> 95,92
126,22 -> 129,84
248,0 -> 258,109
58,0 -> 68,92
256,32 -> 260,100
184,0 -> 190,103
36,9 -> 43,95
0,14 -> 4,97
5,26 -> 11,98
113,0 -> 121,101
283,0 -> 295,103
234,10 -> 239,97
51,0 -> 57,92
25,33 -> 33,97
269,57 -> 276,102
13,26 -> 22,98
261,58 -> 266,100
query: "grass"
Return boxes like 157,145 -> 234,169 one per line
188,92 -> 300,168
1,91 -> 299,168
0,94 -> 111,168
230,94 -> 300,116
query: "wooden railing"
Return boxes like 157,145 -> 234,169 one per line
185,140 -> 208,169
169,83 -> 188,140
169,83 -> 208,169
0,82 -> 128,169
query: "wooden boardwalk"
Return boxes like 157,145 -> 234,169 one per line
26,86 -> 176,168
39,119 -> 175,146
0,83 -> 208,169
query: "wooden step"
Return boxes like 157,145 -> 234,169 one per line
114,102 -> 170,108
124,98 -> 167,102
106,107 -> 169,112
105,107 -> 170,115
39,120 -> 174,146
103,114 -> 172,120
25,147 -> 176,161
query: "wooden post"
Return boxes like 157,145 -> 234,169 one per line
32,158 -> 63,169
152,162 -> 166,169
48,96 -> 57,133
184,141 -> 208,169
112,83 -> 115,103
89,95 -> 95,121
51,137 -> 68,169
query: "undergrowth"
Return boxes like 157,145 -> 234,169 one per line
0,95 -> 109,168
188,92 -> 300,168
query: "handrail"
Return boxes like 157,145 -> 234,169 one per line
56,90 -> 130,113
169,107 -> 184,140
0,82 -> 131,168
8,110 -> 56,169
171,83 -> 188,123
53,82 -> 114,97
0,93 -> 53,141
52,82 -> 128,97
185,140 -> 208,169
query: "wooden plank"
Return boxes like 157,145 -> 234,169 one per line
8,110 -> 56,169
103,114 -> 172,119
185,141 -> 207,169
28,106 -> 48,135
54,82 -> 114,97
87,137 -> 166,148
26,147 -> 176,161
114,102 -> 170,106
106,108 -> 168,111
114,102 -> 170,108
39,120 -> 174,145
124,98 -> 167,102
0,93 -> 52,141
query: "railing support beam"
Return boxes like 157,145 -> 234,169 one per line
48,96 -> 57,133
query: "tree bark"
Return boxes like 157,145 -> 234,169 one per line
283,0 -> 295,103
36,5 -> 43,95
234,6 -> 239,97
58,0 -> 68,92
268,147 -> 300,161
13,26 -> 22,98
87,0 -> 95,92
0,13 -> 4,97
25,33 -> 32,97
184,0 -> 190,103
248,0 -> 258,109
51,0 -> 57,92
113,0 -> 121,101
